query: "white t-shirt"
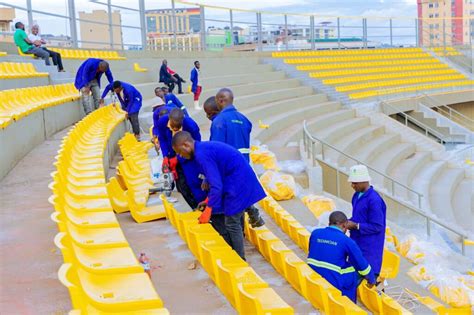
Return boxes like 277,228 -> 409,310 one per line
28,34 -> 44,47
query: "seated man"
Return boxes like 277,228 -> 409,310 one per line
172,131 -> 267,260
162,86 -> 189,116
159,59 -> 183,94
307,211 -> 376,302
28,24 -> 64,72
167,64 -> 186,90
13,22 -> 50,66
102,81 -> 142,139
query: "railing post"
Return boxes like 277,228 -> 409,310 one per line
461,236 -> 466,255
362,18 -> 367,48
336,168 -> 340,197
26,0 -> 34,29
311,141 -> 316,167
107,0 -> 114,49
415,18 -> 419,47
200,6 -> 206,51
138,0 -> 147,50
337,17 -> 341,48
257,12 -> 263,52
442,19 -> 446,53
310,16 -> 315,50
426,217 -> 431,237
229,9 -> 234,47
389,18 -> 393,47
284,15 -> 289,50
67,0 -> 78,48
418,194 -> 422,209
171,0 -> 178,50
391,180 -> 395,196
321,142 -> 325,160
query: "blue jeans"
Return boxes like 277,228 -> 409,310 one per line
225,211 -> 245,260
26,46 -> 50,65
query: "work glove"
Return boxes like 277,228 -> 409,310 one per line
198,206 -> 212,224
168,156 -> 178,180
196,197 -> 209,212
162,157 -> 170,172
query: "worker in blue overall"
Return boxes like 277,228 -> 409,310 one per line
308,211 -> 376,302
172,131 -> 267,260
102,80 -> 142,139
345,165 -> 386,281
74,58 -> 113,115
155,108 -> 205,209
208,89 -> 265,228
161,86 -> 189,117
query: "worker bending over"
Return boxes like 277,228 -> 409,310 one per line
172,131 -> 266,260
308,211 -> 376,302
155,109 -> 204,209
162,86 -> 189,116
210,88 -> 265,228
102,80 -> 142,139
74,58 -> 113,115
346,165 -> 386,280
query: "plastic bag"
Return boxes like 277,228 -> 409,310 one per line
397,234 -> 444,265
301,194 -> 335,219
260,170 -> 296,201
250,145 -> 278,170
428,277 -> 473,308
150,157 -> 163,183
279,160 -> 306,174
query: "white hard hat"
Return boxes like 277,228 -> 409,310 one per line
348,165 -> 371,182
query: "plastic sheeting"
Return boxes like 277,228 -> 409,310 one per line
250,145 -> 278,170
301,194 -> 335,219
260,170 -> 296,201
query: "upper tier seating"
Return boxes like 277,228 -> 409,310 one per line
0,62 -> 48,79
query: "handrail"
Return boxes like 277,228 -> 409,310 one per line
422,93 -> 474,128
302,120 -> 468,255
380,100 -> 453,144
301,120 -> 424,206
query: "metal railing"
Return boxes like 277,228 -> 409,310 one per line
380,100 -> 454,145
423,93 -> 474,131
302,120 -> 468,255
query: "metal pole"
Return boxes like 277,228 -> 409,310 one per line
363,18 -> 367,48
171,0 -> 178,50
311,141 -> 316,167
470,18 -> 473,74
389,18 -> 393,47
284,14 -> 289,50
415,18 -> 419,47
229,9 -> 234,47
310,16 -> 315,50
200,5 -> 206,51
67,0 -> 78,48
442,18 -> 446,52
107,0 -> 114,49
138,0 -> 147,50
257,12 -> 263,52
426,217 -> 431,237
337,17 -> 341,48
26,0 -> 33,29
336,169 -> 340,197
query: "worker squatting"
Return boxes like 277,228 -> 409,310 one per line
73,58 -> 387,303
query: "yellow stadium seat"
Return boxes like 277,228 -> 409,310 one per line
256,231 -> 280,260
327,293 -> 367,314
269,242 -> 292,275
381,293 -> 413,315
126,191 -> 166,224
133,63 -> 148,72
358,281 -> 383,314
200,241 -> 246,281
306,275 -> 340,312
105,177 -> 129,214
236,283 -> 294,314
284,253 -> 313,296
380,249 -> 400,279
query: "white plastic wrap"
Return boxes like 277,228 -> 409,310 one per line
301,194 -> 336,219
260,170 -> 296,201
278,160 -> 306,174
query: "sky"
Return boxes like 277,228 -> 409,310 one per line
3,0 -> 418,46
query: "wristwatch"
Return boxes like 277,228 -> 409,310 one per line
357,223 -> 360,230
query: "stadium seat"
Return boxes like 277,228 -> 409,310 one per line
380,249 -> 401,279
269,242 -> 292,275
381,293 -> 413,315
0,62 -> 48,79
105,177 -> 129,213
126,190 -> 166,223
133,63 -> 148,72
236,283 -> 295,314
327,293 -> 367,314
306,275 -> 340,312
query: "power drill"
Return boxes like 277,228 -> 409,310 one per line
149,166 -> 174,197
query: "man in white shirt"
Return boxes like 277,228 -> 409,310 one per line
28,24 -> 64,72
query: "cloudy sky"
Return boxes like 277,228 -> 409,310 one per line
5,0 -> 418,45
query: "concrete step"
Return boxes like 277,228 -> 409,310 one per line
347,133 -> 400,169
451,179 -> 474,231
429,167 -> 465,226
305,109 -> 356,135
0,77 -> 51,90
410,160 -> 447,211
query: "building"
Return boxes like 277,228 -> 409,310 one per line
41,34 -> 72,47
145,8 -> 201,36
78,10 -> 123,49
0,7 -> 15,43
417,0 -> 473,46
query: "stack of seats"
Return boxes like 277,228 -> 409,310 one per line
160,195 -> 294,314
106,133 -> 166,223
47,48 -> 126,60
49,105 -> 168,314
272,48 -> 473,99
0,62 -> 48,79
0,83 -> 79,128
243,212 -> 367,313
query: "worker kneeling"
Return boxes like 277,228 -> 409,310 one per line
172,131 -> 266,260
307,211 -> 376,302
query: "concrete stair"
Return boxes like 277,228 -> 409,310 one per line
407,111 -> 467,143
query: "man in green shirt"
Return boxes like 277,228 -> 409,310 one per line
13,22 -> 51,65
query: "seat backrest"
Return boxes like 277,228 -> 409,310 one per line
360,282 -> 383,314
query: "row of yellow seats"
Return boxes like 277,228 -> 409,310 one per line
0,62 -> 48,79
435,51 -> 463,57
349,80 -> 474,99
0,117 -> 12,129
161,195 -> 294,314
259,196 -> 407,313
0,83 -> 79,121
284,53 -> 431,64
307,63 -> 450,77
292,58 -> 440,70
272,47 -> 423,58
106,133 -> 166,223
48,47 -> 126,60
0,51 -> 6,56
336,74 -> 466,92
49,104 -> 168,314
323,69 -> 459,85
243,214 -> 367,314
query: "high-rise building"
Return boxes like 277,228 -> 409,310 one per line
145,8 -> 201,36
417,0 -> 473,46
78,10 -> 123,49
0,7 -> 15,43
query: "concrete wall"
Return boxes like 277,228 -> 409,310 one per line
103,121 -> 126,176
448,101 -> 474,120
0,101 -> 83,180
